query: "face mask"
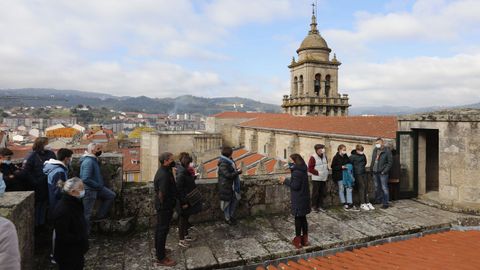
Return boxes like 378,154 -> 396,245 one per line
357,151 -> 364,155
340,151 -> 346,155
375,144 -> 382,149
77,190 -> 85,199
95,151 -> 102,157
288,162 -> 295,169
189,162 -> 194,168
321,149 -> 325,153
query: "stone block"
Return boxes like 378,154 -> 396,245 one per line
0,191 -> 34,270
439,185 -> 458,201
185,246 -> 218,269
459,186 -> 480,203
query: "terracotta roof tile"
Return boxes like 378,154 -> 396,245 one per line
239,115 -> 398,139
120,147 -> 140,172
236,153 -> 265,167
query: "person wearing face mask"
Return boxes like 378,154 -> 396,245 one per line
217,146 -> 242,226
53,177 -> 89,270
331,144 -> 358,211
279,153 -> 311,249
370,138 -> 393,209
307,144 -> 329,212
350,145 -> 374,211
80,143 -> 116,233
23,137 -> 57,227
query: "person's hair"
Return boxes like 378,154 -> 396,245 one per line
32,137 -> 49,152
314,144 -> 325,151
57,148 -> 73,161
87,142 -> 97,153
179,152 -> 192,168
355,144 -> 364,151
221,146 -> 233,158
376,137 -> 384,142
337,144 -> 346,152
61,177 -> 83,193
289,153 -> 306,167
159,152 -> 173,165
0,148 -> 13,157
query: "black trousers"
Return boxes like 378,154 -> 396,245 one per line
58,257 -> 84,270
155,209 -> 173,260
178,213 -> 190,240
294,216 -> 308,237
356,174 -> 368,204
311,181 -> 326,209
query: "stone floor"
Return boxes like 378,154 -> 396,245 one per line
35,200 -> 477,270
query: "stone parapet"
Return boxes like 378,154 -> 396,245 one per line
0,191 -> 35,270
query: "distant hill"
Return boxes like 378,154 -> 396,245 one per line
0,88 -> 281,115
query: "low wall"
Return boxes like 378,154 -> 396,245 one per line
0,191 -> 35,270
121,173 -> 377,228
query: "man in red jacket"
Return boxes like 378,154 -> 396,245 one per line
307,144 -> 329,212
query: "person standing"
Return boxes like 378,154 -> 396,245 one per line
176,152 -> 202,248
350,145 -> 374,211
371,138 -> 393,209
23,137 -> 57,227
53,177 -> 88,270
217,147 -> 242,225
308,144 -> 329,212
153,152 -> 177,267
279,154 -> 311,249
331,145 -> 358,211
80,143 -> 116,233
0,217 -> 21,270
0,148 -> 25,192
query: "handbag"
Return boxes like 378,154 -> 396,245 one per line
186,187 -> 203,207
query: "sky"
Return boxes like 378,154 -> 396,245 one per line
1,0 -> 480,108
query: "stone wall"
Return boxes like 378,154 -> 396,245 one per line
120,173 -> 377,229
0,192 -> 35,270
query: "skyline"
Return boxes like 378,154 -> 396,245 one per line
1,0 -> 480,107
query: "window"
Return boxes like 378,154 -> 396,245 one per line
299,75 -> 304,95
314,73 -> 321,96
325,75 -> 331,97
284,149 -> 287,159
293,77 -> 298,96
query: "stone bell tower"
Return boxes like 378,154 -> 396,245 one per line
281,5 -> 350,116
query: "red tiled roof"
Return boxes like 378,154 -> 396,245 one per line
203,148 -> 250,173
236,153 -> 265,167
247,159 -> 278,175
259,230 -> 480,270
210,111 -> 289,119
121,148 -> 140,172
239,115 -> 398,139
232,148 -> 249,160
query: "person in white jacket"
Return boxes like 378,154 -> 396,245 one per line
0,217 -> 21,270
307,144 -> 329,212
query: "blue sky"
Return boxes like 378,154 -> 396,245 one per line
1,0 -> 479,107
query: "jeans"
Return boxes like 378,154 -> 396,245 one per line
373,173 -> 389,206
356,174 -> 368,204
338,181 -> 352,204
311,181 -> 326,209
83,187 -> 116,232
220,198 -> 238,221
155,209 -> 173,260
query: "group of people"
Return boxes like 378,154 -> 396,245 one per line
279,137 -> 394,249
0,138 -> 116,270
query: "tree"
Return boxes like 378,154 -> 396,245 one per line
128,127 -> 156,139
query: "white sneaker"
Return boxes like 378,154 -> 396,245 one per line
360,204 -> 370,211
367,203 -> 375,210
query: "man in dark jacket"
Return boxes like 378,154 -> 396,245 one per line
217,147 -> 242,225
370,138 -> 393,209
53,177 -> 88,270
153,152 -> 177,267
80,143 -> 116,233
350,145 -> 374,211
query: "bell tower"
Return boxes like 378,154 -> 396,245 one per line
282,3 -> 350,116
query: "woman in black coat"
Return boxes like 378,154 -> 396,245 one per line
280,153 -> 311,249
176,152 -> 202,248
53,177 -> 89,270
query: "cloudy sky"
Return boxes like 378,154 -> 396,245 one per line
1,0 -> 480,107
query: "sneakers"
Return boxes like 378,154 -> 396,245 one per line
381,205 -> 389,209
156,257 -> 177,267
360,204 -> 370,211
367,203 -> 375,210
343,204 -> 349,211
178,240 -> 190,248
49,254 -> 56,264
344,204 -> 360,212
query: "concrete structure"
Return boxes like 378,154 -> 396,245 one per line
398,109 -> 480,210
140,131 -> 222,182
282,8 -> 350,116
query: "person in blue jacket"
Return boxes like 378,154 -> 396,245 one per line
79,143 -> 116,233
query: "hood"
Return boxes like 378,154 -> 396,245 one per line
79,154 -> 96,163
351,150 -> 357,155
43,159 -> 66,174
218,156 -> 234,166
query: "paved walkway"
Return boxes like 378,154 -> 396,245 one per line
35,200 -> 477,269
260,230 -> 480,270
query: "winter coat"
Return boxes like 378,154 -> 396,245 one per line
331,152 -> 351,181
53,194 -> 89,266
217,156 -> 240,202
79,155 -> 104,190
154,165 -> 177,211
0,217 -> 21,270
349,150 -> 367,175
342,164 -> 355,188
307,153 -> 329,181
1,162 -> 25,192
23,150 -> 57,201
43,159 -> 68,213
284,164 -> 311,217
370,147 -> 393,174
176,165 -> 201,216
